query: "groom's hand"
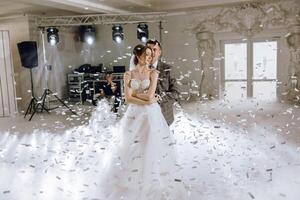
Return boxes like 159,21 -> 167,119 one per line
155,94 -> 162,103
148,96 -> 159,104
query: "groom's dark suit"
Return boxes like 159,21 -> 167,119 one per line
154,60 -> 179,126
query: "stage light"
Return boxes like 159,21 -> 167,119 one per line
80,25 -> 96,45
86,36 -> 94,45
112,25 -> 124,44
115,36 -> 122,43
47,27 -> 59,46
137,23 -> 148,43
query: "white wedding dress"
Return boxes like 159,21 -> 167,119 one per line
98,78 -> 187,200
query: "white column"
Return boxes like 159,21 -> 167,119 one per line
287,25 -> 300,101
196,31 -> 216,99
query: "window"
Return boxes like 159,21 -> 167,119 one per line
222,40 -> 277,101
252,41 -> 277,100
224,42 -> 247,100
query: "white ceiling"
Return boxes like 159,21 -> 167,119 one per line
0,0 -> 266,17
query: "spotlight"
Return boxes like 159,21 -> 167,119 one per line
137,23 -> 148,43
79,25 -> 96,45
112,25 -> 124,44
47,27 -> 59,46
86,36 -> 94,45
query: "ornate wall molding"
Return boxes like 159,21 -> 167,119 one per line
188,0 -> 300,37
188,0 -> 300,100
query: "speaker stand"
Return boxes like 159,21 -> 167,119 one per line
27,88 -> 77,121
24,69 -> 40,119
24,96 -> 38,119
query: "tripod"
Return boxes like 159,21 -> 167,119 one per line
26,88 -> 77,121
24,66 -> 77,121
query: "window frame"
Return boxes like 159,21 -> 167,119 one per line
220,38 -> 278,99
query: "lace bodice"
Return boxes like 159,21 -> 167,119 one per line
130,79 -> 150,92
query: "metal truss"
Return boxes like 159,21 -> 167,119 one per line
36,12 -> 168,27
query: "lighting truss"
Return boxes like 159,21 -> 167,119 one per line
36,12 -> 168,27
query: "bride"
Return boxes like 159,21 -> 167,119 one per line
101,44 -> 187,200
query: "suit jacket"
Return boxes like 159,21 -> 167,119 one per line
155,60 -> 180,125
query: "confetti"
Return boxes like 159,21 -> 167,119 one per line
248,192 -> 255,199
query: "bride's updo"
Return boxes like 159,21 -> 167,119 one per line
133,44 -> 151,65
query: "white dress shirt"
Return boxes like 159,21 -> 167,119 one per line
152,60 -> 158,69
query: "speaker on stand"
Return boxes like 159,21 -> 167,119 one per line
17,41 -> 44,120
17,31 -> 76,121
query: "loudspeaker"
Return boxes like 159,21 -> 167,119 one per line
17,41 -> 38,68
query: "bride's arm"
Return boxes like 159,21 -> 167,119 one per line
136,70 -> 159,101
124,72 -> 152,105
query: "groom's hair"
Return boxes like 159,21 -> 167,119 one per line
146,39 -> 161,49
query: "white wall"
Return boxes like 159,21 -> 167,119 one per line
162,15 -> 207,97
30,16 -> 201,100
38,13 -> 290,101
1,2 -> 294,111
29,23 -> 162,99
31,14 -> 291,102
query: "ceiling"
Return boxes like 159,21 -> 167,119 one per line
0,0 -> 270,17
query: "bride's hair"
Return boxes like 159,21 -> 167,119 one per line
132,44 -> 151,65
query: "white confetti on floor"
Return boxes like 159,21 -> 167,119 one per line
0,99 -> 299,200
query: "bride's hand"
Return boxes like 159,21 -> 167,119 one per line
132,91 -> 137,97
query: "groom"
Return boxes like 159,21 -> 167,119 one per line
146,39 -> 179,126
